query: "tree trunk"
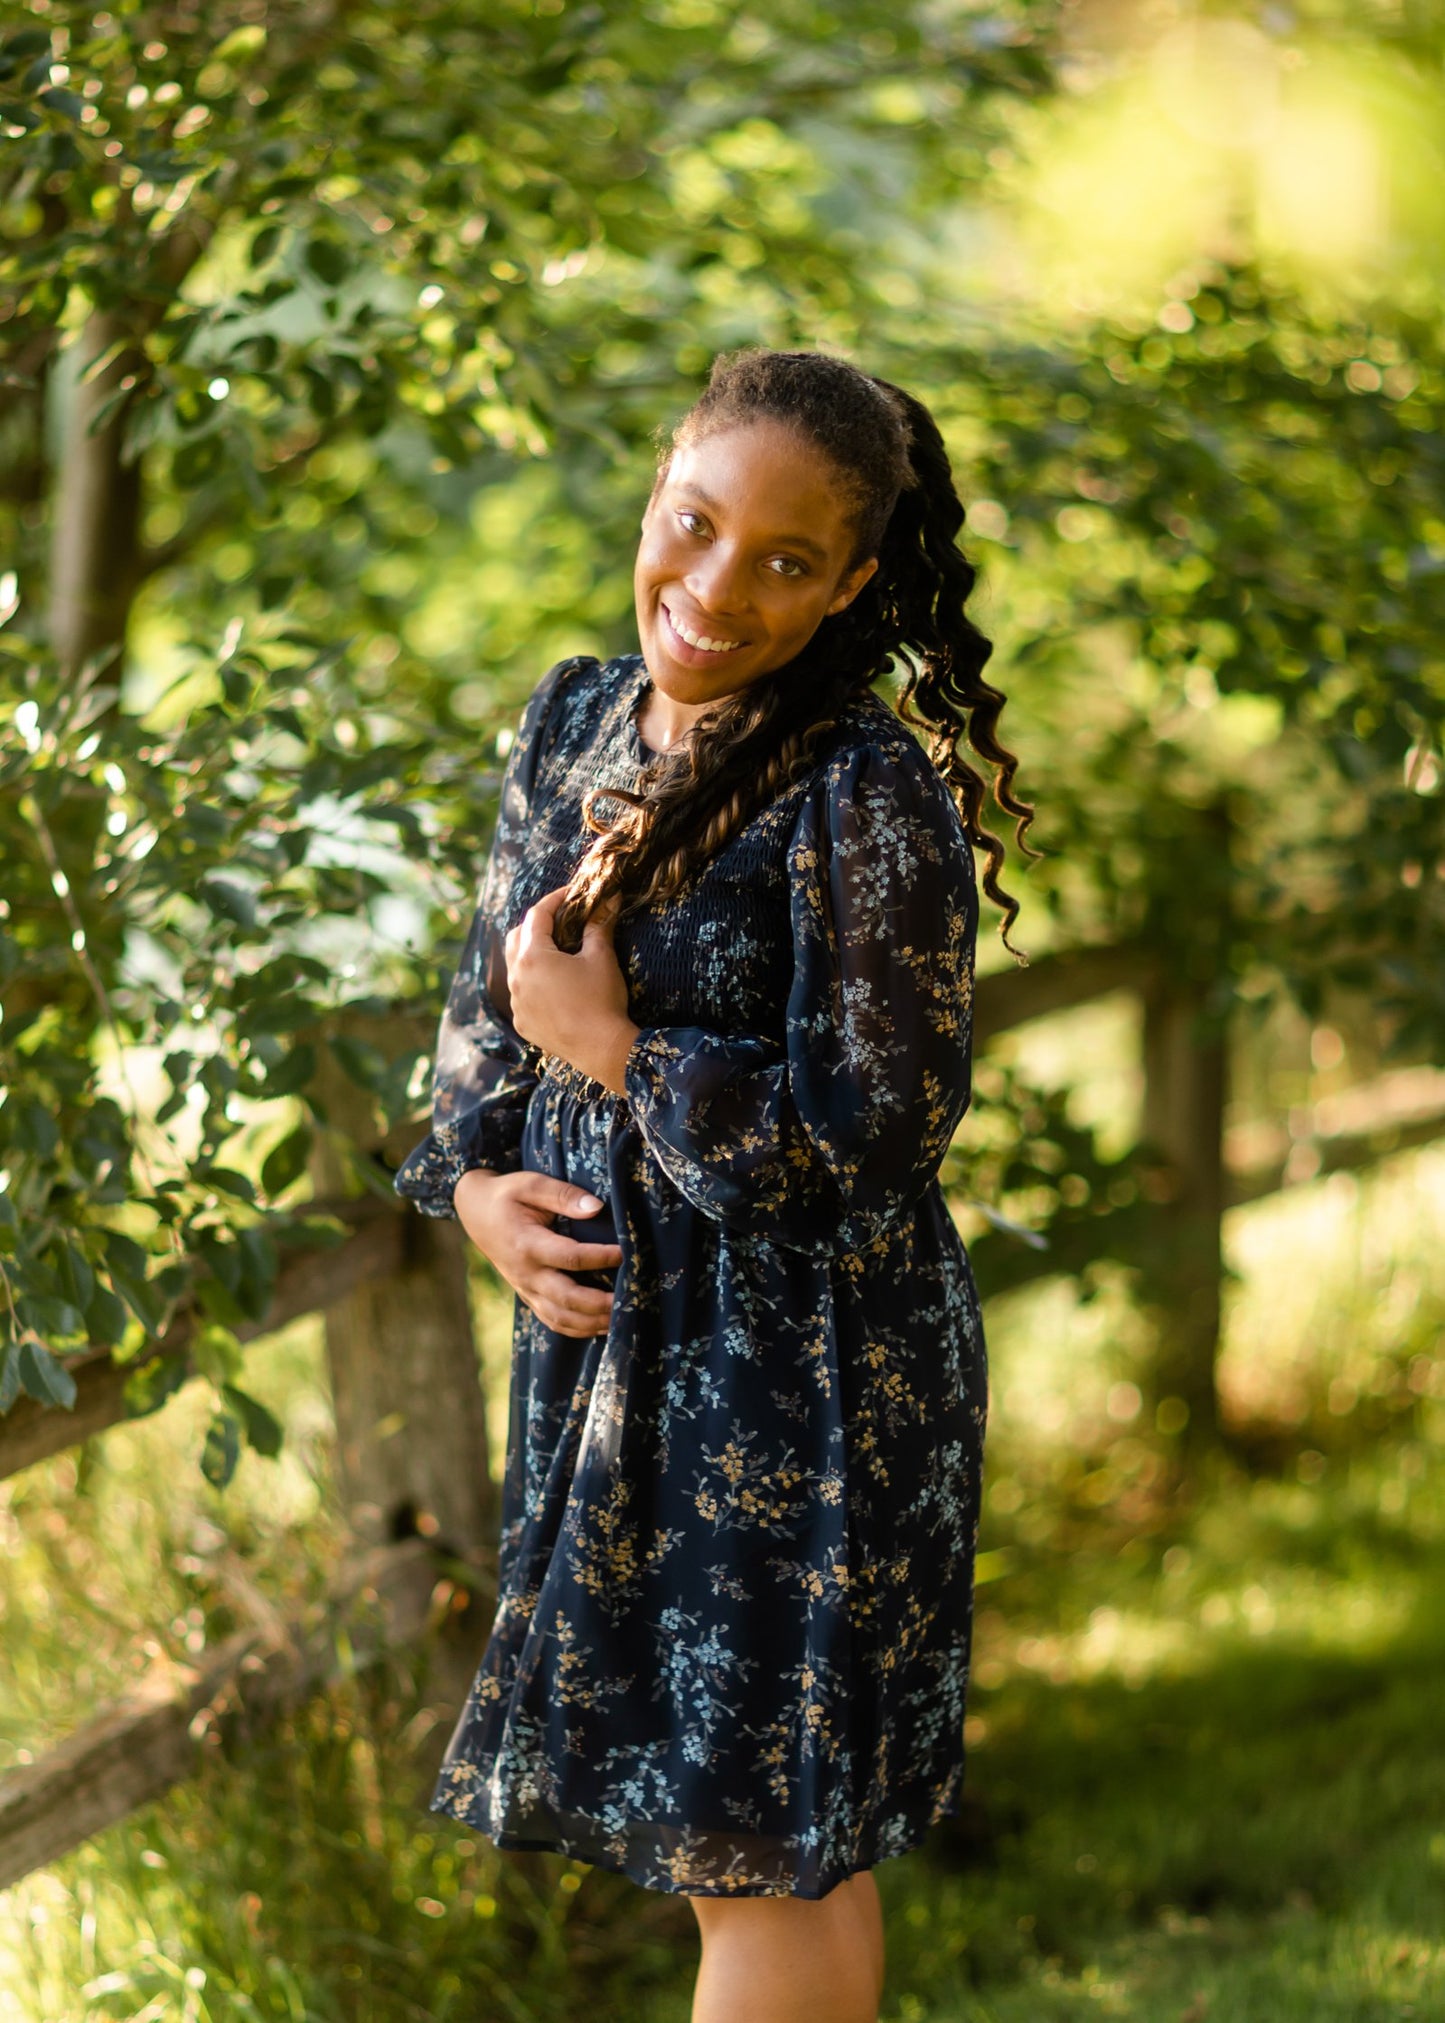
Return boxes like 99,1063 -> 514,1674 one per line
48,307 -> 145,680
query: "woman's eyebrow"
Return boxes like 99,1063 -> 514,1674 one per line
673,482 -> 831,561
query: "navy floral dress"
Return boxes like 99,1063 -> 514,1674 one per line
394,651 -> 987,1899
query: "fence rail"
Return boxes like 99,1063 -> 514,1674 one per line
0,1536 -> 450,1891
1,1195 -> 400,1486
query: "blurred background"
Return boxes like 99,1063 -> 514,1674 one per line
1,0 -> 1442,2017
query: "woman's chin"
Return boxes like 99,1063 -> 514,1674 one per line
642,634 -> 738,698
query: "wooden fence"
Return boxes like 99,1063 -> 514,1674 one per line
3,946 -> 1443,1890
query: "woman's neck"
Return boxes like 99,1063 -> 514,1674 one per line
636,670 -> 742,753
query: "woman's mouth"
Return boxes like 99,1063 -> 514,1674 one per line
660,599 -> 747,662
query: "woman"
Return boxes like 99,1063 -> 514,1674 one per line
394,348 -> 1033,2023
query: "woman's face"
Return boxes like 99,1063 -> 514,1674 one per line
633,418 -> 879,708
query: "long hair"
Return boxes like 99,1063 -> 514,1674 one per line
553,348 -> 1038,958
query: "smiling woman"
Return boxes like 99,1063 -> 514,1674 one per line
635,419 -> 880,704
393,348 -> 1036,2023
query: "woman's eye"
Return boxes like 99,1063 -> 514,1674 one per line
678,511 -> 708,536
768,556 -> 806,578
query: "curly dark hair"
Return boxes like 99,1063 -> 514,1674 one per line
554,347 -> 1038,958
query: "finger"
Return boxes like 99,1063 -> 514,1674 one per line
516,1175 -> 609,1219
531,1232 -> 624,1271
524,885 -> 567,929
538,1278 -> 611,1327
538,1309 -> 612,1341
524,1275 -> 615,1337
531,1264 -> 615,1312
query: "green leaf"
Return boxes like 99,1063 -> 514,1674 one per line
107,1248 -> 168,1335
37,85 -> 85,121
341,1143 -> 407,1204
249,222 -> 284,268
195,1165 -> 257,1203
172,435 -> 226,488
123,1353 -> 190,1419
195,1229 -> 243,1297
302,365 -> 336,420
304,237 -> 350,287
273,1214 -> 349,1253
201,1409 -> 242,1489
18,1339 -> 78,1410
193,1322 -> 244,1387
27,1298 -> 86,1343
232,1227 -> 277,1321
220,658 -> 252,708
16,1101 -> 59,1158
57,1240 -> 95,1314
329,1033 -> 387,1092
195,1277 -> 245,1328
222,1382 -> 283,1458
198,874 -> 259,929
84,1280 -> 130,1349
0,1345 -> 19,1415
2,29 -> 53,60
261,1124 -> 313,1198
259,1043 -> 317,1092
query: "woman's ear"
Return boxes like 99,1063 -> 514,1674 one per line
826,554 -> 880,617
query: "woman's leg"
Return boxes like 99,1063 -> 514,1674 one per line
689,1870 -> 884,2023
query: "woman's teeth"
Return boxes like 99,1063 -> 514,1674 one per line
665,605 -> 741,654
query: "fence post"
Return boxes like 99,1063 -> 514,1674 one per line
304,1013 -> 499,1792
306,1015 -> 494,1564
1140,980 -> 1227,1447
1137,801 -> 1232,1452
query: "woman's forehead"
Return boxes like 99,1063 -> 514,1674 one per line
659,421 -> 858,545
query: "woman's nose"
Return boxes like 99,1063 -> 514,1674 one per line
687,544 -> 750,618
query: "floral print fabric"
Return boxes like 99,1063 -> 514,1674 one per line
394,653 -> 987,1898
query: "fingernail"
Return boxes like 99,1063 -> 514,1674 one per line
576,1192 -> 602,1210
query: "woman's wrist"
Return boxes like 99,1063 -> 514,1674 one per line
590,1018 -> 643,1097
453,1166 -> 501,1213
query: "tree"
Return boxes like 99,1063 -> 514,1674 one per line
0,0 -> 1054,1452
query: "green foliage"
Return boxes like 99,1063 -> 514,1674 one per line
0,0 -> 1058,1442
2,0 -> 1442,1459
0,617 -> 466,1432
931,266 -> 1445,1046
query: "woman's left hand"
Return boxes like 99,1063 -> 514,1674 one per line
505,885 -> 642,1095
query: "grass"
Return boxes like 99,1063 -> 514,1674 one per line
2,1144 -> 1442,2021
871,1457 -> 1445,2022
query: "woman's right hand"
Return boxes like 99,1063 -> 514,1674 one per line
452,1168 -> 621,1339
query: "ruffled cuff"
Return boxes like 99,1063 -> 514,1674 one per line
392,1100 -> 529,1220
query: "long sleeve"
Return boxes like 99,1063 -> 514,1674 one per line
393,659 -> 581,1219
622,737 -> 978,1259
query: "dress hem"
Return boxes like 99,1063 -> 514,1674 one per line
425,1780 -> 968,1900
